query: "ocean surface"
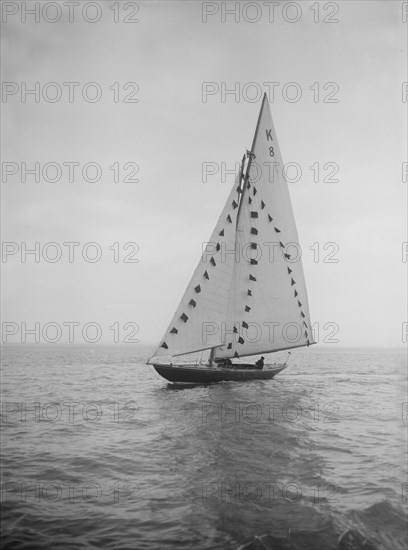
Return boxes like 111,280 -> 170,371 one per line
1,345 -> 407,550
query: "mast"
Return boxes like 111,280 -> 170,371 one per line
214,94 -> 314,360
236,94 -> 267,222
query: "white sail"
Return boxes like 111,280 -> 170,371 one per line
152,170 -> 244,358
214,94 -> 314,359
153,95 -> 313,361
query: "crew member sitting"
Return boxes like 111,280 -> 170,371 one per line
255,356 -> 265,370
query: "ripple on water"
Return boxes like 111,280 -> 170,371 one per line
1,345 -> 406,550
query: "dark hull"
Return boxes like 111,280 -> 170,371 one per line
151,363 -> 286,384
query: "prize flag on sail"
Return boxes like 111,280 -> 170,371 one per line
216,94 -> 314,359
153,94 -> 314,360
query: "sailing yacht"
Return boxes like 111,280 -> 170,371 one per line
147,94 -> 314,383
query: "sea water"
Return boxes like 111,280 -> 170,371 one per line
1,345 -> 407,549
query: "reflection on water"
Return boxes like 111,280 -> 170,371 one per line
1,345 -> 407,549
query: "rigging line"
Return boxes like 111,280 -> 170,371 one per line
234,154 -> 247,222
236,93 -> 267,224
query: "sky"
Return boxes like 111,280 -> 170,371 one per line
1,0 -> 407,348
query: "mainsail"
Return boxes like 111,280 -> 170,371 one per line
152,94 -> 314,360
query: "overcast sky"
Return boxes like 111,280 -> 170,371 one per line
1,0 -> 406,347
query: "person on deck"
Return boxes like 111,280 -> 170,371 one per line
255,356 -> 265,370
214,358 -> 232,367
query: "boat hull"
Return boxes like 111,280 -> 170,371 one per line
151,363 -> 286,384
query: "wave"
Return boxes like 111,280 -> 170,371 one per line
237,500 -> 407,550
